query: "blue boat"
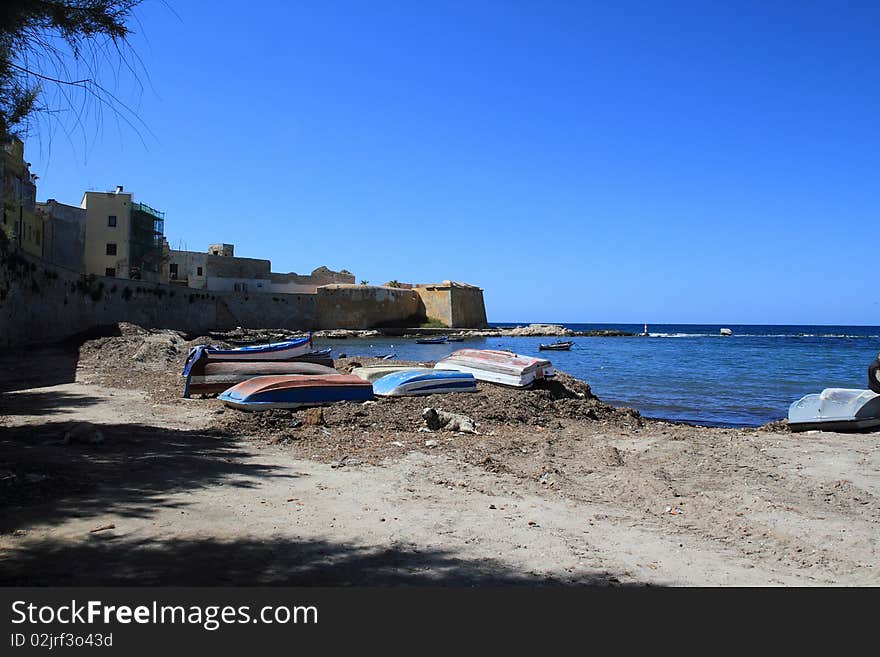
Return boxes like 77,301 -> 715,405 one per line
182,335 -> 313,376
219,374 -> 373,410
372,370 -> 477,397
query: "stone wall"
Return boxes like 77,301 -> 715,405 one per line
315,284 -> 423,330
205,253 -> 271,280
0,245 -> 486,347
414,282 -> 487,328
449,285 -> 488,327
0,245 -> 318,348
270,266 -> 355,294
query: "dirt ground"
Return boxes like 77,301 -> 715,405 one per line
0,324 -> 877,586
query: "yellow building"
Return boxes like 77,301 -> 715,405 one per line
81,186 -> 165,280
1,137 -> 42,257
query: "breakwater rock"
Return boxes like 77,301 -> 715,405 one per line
450,324 -> 635,338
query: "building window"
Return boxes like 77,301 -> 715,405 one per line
108,215 -> 117,227
169,263 -> 179,277
106,243 -> 117,255
105,267 -> 116,277
35,229 -> 40,245
197,266 -> 203,276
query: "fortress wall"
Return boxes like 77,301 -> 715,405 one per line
414,284 -> 487,328
0,247 -> 318,347
1,246 -> 485,347
315,285 -> 423,330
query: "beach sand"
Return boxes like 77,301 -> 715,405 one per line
0,325 -> 877,586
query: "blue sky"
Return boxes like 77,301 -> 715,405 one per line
22,1 -> 880,324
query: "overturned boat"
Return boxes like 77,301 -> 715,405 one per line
182,335 -> 314,373
183,359 -> 340,397
350,366 -> 434,383
434,349 -> 554,387
218,375 -> 373,410
372,370 -> 477,397
788,388 -> 880,432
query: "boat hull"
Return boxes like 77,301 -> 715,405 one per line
434,349 -> 554,387
539,342 -> 572,351
185,361 -> 340,397
415,336 -> 448,344
182,336 -> 314,375
788,388 -> 880,432
372,370 -> 477,396
350,366 -> 433,383
219,375 -> 373,410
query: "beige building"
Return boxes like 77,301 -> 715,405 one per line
82,186 -> 165,280
166,242 -> 354,294
167,249 -> 208,288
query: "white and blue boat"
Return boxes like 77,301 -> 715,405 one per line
218,374 -> 373,410
351,366 -> 434,383
182,335 -> 313,375
788,388 -> 880,432
372,370 -> 477,397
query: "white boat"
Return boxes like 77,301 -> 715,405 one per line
434,349 -> 554,387
788,388 -> 880,432
372,370 -> 477,397
720,328 -> 733,336
350,366 -> 433,383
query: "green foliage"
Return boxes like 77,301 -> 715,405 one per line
420,317 -> 447,328
0,1 -> 142,139
360,279 -> 369,286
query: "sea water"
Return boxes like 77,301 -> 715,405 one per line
315,324 -> 880,428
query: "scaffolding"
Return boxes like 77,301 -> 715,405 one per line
129,202 -> 165,279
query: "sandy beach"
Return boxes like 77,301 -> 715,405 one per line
1,325 -> 877,586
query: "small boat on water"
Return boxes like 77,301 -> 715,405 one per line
446,337 -> 464,342
788,388 -> 880,432
372,370 -> 477,397
539,341 -> 573,351
218,374 -> 373,410
720,328 -> 733,336
434,349 -> 554,387
183,359 -> 339,397
182,335 -> 313,373
350,366 -> 433,383
415,335 -> 448,344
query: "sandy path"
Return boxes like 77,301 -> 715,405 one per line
4,381 -> 875,585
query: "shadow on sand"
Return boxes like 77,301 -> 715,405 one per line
0,534 -> 644,586
0,420 -> 290,533
0,419 -> 653,587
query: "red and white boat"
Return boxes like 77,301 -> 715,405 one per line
434,349 -> 554,387
183,360 -> 340,397
219,374 -> 374,410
